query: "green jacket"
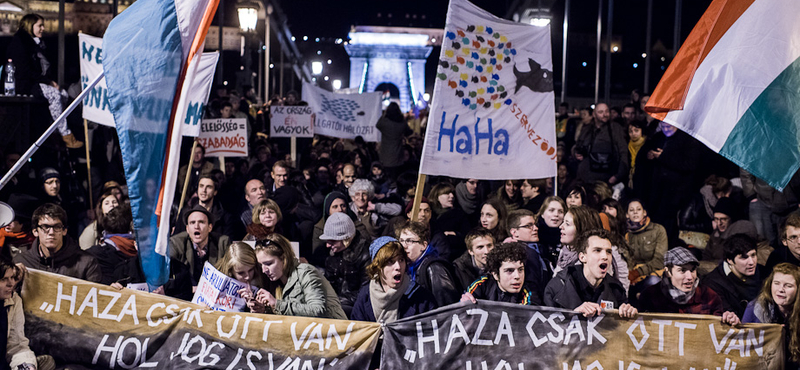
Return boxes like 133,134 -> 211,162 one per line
626,221 -> 668,276
276,263 -> 347,320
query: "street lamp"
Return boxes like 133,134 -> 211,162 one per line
237,1 -> 259,33
311,61 -> 323,75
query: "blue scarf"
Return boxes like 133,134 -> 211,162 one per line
407,244 -> 439,283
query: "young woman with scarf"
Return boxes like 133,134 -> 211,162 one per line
625,199 -> 667,290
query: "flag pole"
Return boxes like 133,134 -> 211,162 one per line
84,119 -> 94,211
177,139 -> 199,215
410,174 -> 426,222
0,72 -> 105,191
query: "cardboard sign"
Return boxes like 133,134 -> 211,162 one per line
270,105 -> 314,138
197,118 -> 248,157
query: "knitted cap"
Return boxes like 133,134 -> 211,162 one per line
370,236 -> 398,260
713,197 -> 735,218
319,212 -> 355,241
664,247 -> 699,267
39,167 -> 60,181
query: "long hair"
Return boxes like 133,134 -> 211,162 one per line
366,241 -> 406,281
255,233 -> 299,277
428,182 -> 455,212
535,196 -> 567,222
18,14 -> 44,36
564,205 -> 603,249
93,190 -> 119,245
215,242 -> 267,289
755,263 -> 800,362
481,198 -> 509,241
252,198 -> 283,225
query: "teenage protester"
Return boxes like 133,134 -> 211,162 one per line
535,196 -> 567,267
453,228 -> 495,290
214,242 -> 268,313
461,242 -> 540,305
507,209 -> 551,296
765,213 -> 800,276
544,229 -> 636,318
701,234 -> 763,318
396,221 -> 461,307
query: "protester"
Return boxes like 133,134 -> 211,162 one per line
243,199 -> 282,243
701,234 -> 763,318
461,242 -> 540,305
319,212 -> 371,315
520,178 -> 548,214
453,228 -> 495,289
544,229 -> 636,318
254,233 -> 347,319
13,204 -> 101,282
174,174 -> 241,239
351,237 -> 437,369
765,212 -> 800,276
702,197 -> 758,263
636,247 -> 741,325
240,179 -> 266,228
376,102 -> 411,180
428,182 -> 470,237
165,205 -> 231,300
564,184 -> 586,208
6,13 -> 82,148
507,209 -> 551,296
494,180 -> 523,212
214,242 -> 268,313
455,179 -> 482,222
311,191 -> 365,265
86,204 -> 135,285
349,179 -> 401,239
535,196 -> 567,266
625,199 -> 667,287
177,144 -> 215,199
396,221 -> 461,307
480,198 -> 509,243
742,263 -> 800,368
79,190 -> 119,250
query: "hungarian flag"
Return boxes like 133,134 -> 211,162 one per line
645,0 -> 800,191
103,0 -> 219,286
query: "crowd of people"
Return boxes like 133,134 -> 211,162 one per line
2,18 -> 800,367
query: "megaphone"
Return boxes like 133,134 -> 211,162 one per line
0,201 -> 15,229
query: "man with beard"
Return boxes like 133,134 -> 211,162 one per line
175,175 -> 241,239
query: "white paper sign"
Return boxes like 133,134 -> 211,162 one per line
197,118 -> 248,157
302,82 -> 382,142
270,105 -> 314,138
79,33 -> 115,126
192,262 -> 257,312
418,0 -> 557,180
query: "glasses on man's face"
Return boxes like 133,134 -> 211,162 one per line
399,238 -> 422,246
786,235 -> 800,244
37,224 -> 65,233
516,223 -> 536,230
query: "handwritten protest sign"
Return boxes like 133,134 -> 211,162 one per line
382,301 -> 784,370
21,269 -> 380,369
419,0 -> 557,180
302,82 -> 382,142
197,118 -> 248,157
270,105 -> 314,138
192,262 -> 257,312
79,33 -> 114,126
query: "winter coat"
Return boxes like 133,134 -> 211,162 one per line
13,237 -> 101,283
637,279 -> 724,316
376,116 -> 411,168
5,28 -> 53,95
166,232 -> 230,300
544,264 -> 628,310
408,245 -> 462,307
276,263 -> 347,320
5,293 -> 36,368
701,262 -> 762,318
626,221 -> 668,276
324,231 -> 371,308
350,281 -> 437,322
453,252 -> 482,291
466,275 -> 540,305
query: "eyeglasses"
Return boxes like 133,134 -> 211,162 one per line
37,224 -> 65,232
786,235 -> 800,244
515,223 -> 536,230
399,238 -> 422,246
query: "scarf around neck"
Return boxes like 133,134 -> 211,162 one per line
662,275 -> 699,305
626,216 -> 650,234
369,274 -> 410,324
455,182 -> 478,215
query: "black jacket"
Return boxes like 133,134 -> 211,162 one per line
701,262 -> 762,318
13,237 -> 101,283
466,275 -> 540,305
544,264 -> 628,310
324,231 -> 371,308
453,251 -> 482,291
412,254 -> 462,307
6,29 -> 53,95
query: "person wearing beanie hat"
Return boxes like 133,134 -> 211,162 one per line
39,167 -> 61,203
351,236 -> 436,369
637,246 -> 741,326
702,197 -> 758,264
310,192 -> 368,266
319,212 -> 371,315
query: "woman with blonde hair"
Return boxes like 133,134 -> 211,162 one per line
253,234 -> 346,319
244,199 -> 282,243
743,263 -> 800,367
215,242 -> 269,312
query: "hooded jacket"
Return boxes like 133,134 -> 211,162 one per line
13,237 -> 101,283
544,264 -> 627,310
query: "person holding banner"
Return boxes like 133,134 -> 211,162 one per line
743,263 -> 800,368
2,261 -> 55,370
461,242 -> 540,305
351,236 -> 437,369
544,229 -> 635,318
254,233 -> 346,319
6,13 -> 82,149
636,247 -> 740,325
215,242 -> 268,313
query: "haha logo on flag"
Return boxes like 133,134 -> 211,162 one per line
419,0 -> 557,180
